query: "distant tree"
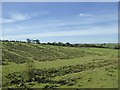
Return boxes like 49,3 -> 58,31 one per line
47,42 -> 51,45
32,40 -> 35,43
26,39 -> 31,43
35,39 -> 40,44
73,44 -> 79,47
42,43 -> 47,45
58,42 -> 64,46
66,42 -> 71,46
3,40 -> 9,42
52,42 -> 57,45
11,40 -> 16,42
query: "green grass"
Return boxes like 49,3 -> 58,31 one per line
53,64 -> 118,88
2,42 -> 118,88
3,42 -> 106,63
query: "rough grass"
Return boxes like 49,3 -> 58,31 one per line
2,42 -> 118,88
3,42 -> 106,63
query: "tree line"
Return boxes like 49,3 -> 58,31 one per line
0,39 -> 119,49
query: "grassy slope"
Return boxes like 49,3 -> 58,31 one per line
3,42 -> 93,62
2,42 -> 118,88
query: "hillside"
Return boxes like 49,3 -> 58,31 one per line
2,42 -> 118,88
3,42 -> 104,63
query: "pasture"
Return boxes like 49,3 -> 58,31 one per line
2,42 -> 118,88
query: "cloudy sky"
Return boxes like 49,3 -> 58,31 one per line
2,2 -> 118,43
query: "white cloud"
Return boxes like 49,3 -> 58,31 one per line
10,12 -> 30,21
3,13 -> 117,39
79,13 -> 92,17
4,13 -> 116,32
2,12 -> 117,41
0,18 -> 2,23
3,12 -> 31,23
32,11 -> 50,16
3,27 -> 117,40
2,11 -> 50,24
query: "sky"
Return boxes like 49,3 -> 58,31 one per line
2,2 -> 118,43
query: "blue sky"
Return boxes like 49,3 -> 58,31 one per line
2,2 -> 118,43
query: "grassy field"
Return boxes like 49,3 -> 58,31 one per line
2,42 -> 118,88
